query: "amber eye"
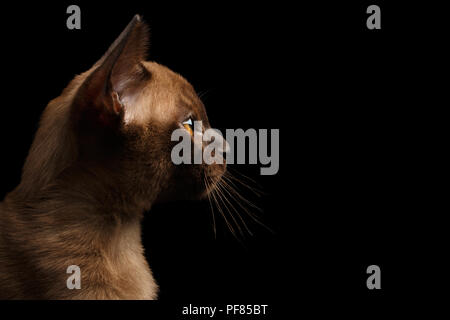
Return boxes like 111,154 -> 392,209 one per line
182,118 -> 194,136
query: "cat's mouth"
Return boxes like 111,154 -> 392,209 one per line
201,161 -> 227,199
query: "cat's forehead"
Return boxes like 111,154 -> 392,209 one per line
124,62 -> 206,126
142,62 -> 190,89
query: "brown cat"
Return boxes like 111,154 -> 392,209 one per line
0,15 -> 225,299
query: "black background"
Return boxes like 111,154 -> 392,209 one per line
0,0 -> 443,316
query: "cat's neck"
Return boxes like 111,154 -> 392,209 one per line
9,160 -> 158,223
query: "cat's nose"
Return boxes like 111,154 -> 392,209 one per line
202,128 -> 228,157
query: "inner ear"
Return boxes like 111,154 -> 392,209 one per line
72,15 -> 151,129
112,62 -> 151,107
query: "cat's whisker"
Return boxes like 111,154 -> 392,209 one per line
198,88 -> 214,102
219,178 -> 261,216
225,169 -> 266,197
213,180 -> 245,237
204,177 -> 217,238
221,175 -> 262,212
227,167 -> 259,185
208,178 -> 238,238
216,176 -> 275,234
204,169 -> 274,239
216,181 -> 253,236
221,172 -> 275,235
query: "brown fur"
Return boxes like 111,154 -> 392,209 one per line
0,15 -> 225,299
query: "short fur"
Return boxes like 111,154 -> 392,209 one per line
0,15 -> 225,299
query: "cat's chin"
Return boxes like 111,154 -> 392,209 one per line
154,176 -> 224,204
153,181 -> 208,204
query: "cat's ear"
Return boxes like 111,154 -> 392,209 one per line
72,15 -> 150,128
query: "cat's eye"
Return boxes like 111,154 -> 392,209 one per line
182,118 -> 194,136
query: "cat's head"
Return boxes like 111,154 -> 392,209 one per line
20,15 -> 226,207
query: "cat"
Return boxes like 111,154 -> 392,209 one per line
0,15 -> 226,299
